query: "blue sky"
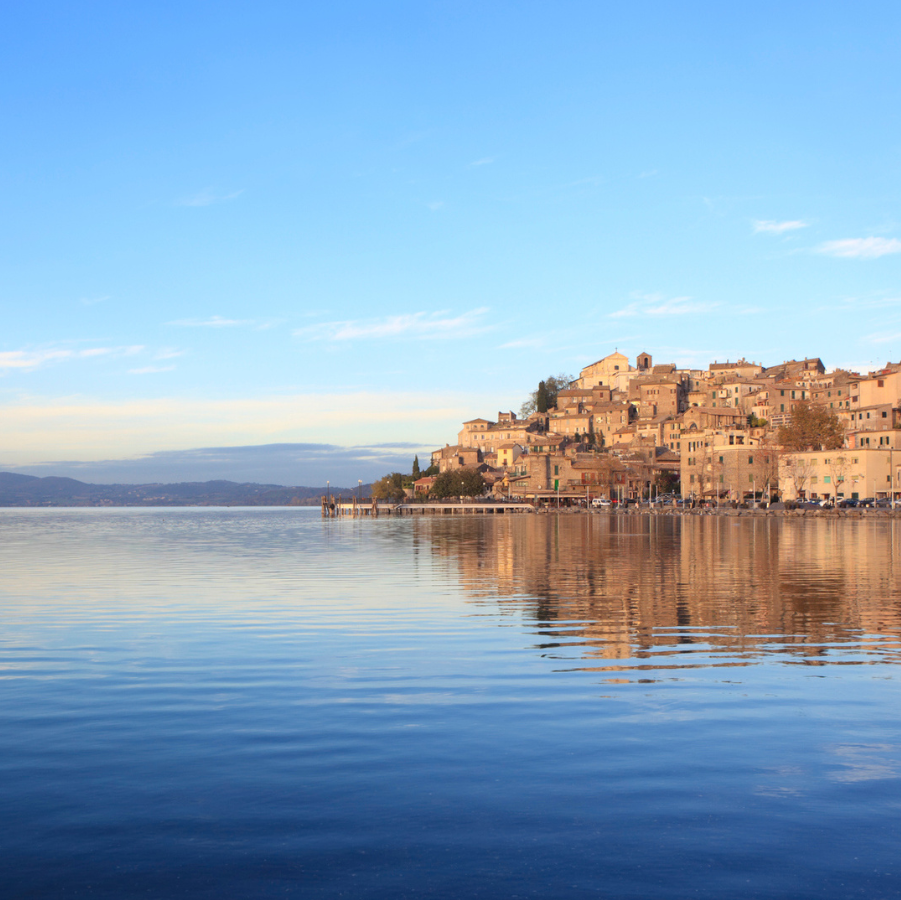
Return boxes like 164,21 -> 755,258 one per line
2,2 -> 900,485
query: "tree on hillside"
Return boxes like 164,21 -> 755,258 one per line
371,472 -> 407,501
430,468 -> 486,499
776,402 -> 844,451
520,373 -> 576,416
412,455 -> 421,479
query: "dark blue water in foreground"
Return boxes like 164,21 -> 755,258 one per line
2,509 -> 901,898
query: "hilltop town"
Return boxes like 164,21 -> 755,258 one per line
422,352 -> 901,505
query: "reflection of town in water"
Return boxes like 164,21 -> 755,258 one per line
426,516 -> 901,675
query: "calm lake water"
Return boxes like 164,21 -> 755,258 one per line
2,508 -> 901,899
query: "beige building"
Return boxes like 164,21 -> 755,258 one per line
680,432 -> 776,501
590,401 -> 633,446
780,448 -> 901,502
578,352 -> 634,391
638,380 -> 683,419
708,359 -> 764,379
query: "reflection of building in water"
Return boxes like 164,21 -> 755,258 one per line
425,517 -> 901,671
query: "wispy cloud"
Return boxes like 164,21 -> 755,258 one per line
295,308 -> 492,342
154,347 -> 185,360
609,293 -> 719,319
175,188 -> 244,208
0,349 -> 72,371
168,315 -> 254,328
863,330 -> 901,345
0,345 -> 143,372
753,219 -> 808,234
427,201 -> 444,211
818,237 -> 901,259
638,169 -> 659,179
79,294 -> 110,306
470,157 -> 495,167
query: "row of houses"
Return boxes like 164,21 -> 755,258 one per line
425,351 -> 901,503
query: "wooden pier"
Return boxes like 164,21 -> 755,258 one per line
322,497 -> 534,517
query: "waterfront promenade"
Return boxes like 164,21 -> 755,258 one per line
326,499 -> 901,518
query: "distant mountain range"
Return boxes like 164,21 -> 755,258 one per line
0,472 -> 369,507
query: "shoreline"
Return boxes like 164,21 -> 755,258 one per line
543,506 -> 901,518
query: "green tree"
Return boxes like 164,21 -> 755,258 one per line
776,402 -> 845,451
371,472 -> 407,501
521,372 -> 575,416
412,455 -> 421,479
430,468 -> 486,499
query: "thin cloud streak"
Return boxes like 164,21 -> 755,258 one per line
609,295 -> 719,318
753,219 -> 808,234
0,345 -> 143,372
818,237 -> 901,259
295,308 -> 492,342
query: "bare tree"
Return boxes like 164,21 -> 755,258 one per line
827,454 -> 850,501
754,440 -> 781,502
783,455 -> 815,501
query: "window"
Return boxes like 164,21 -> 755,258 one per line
749,456 -> 754,465
883,411 -> 888,418
878,379 -> 885,387
554,465 -> 559,475
824,476 -> 831,483
780,390 -> 785,397
719,456 -> 724,463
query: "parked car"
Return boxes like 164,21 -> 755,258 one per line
838,498 -> 859,508
591,498 -> 612,508
859,498 -> 876,508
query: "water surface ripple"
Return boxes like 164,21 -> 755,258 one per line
1,509 -> 900,898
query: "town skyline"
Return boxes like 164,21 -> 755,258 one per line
3,3 -> 900,483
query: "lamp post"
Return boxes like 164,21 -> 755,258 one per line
327,480 -> 330,516
888,447 -> 895,509
358,479 -> 362,505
